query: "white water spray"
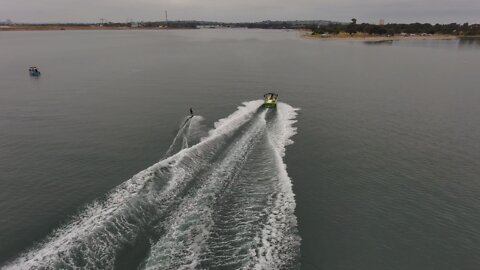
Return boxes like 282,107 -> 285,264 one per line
3,100 -> 301,270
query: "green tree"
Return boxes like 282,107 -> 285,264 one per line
346,18 -> 357,35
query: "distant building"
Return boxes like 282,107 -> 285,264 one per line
379,19 -> 385,26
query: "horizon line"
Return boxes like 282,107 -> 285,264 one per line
2,19 -> 479,25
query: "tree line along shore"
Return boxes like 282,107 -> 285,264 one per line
307,19 -> 480,40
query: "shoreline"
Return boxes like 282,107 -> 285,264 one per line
1,26 -> 477,42
303,33 -> 461,42
0,26 -> 187,31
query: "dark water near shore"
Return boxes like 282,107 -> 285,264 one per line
1,29 -> 480,269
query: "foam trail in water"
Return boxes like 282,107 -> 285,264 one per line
252,102 -> 301,269
142,111 -> 268,269
3,100 -> 263,269
141,102 -> 301,269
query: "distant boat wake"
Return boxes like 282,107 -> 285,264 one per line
3,100 -> 301,269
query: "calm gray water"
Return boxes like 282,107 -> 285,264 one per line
1,29 -> 480,269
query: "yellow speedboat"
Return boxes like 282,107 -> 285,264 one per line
263,93 -> 278,108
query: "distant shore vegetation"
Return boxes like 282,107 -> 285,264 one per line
310,19 -> 480,37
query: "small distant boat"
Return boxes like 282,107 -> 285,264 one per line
263,93 -> 278,108
29,66 -> 41,76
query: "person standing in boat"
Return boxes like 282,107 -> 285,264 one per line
189,108 -> 194,117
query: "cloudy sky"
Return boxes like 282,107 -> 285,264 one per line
1,0 -> 479,24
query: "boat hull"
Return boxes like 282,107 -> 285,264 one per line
263,101 -> 277,108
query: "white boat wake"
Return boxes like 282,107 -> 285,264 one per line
3,100 -> 301,270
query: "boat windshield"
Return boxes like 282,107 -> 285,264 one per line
264,93 -> 277,100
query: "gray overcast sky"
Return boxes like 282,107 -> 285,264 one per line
1,0 -> 479,24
